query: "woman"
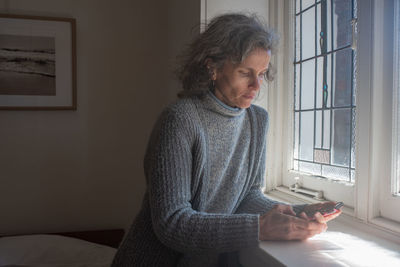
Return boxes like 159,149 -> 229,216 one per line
112,13 -> 341,267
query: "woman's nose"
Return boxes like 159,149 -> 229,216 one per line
250,75 -> 262,90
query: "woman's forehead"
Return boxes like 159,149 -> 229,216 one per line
238,49 -> 271,69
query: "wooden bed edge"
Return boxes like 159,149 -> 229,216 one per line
0,229 -> 125,249
54,229 -> 125,249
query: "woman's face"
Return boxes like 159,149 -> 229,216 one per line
212,48 -> 271,109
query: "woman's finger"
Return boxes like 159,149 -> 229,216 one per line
313,212 -> 326,223
299,211 -> 310,220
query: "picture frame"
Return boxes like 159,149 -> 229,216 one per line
0,14 -> 76,110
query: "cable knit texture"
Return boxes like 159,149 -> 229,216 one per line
112,91 -> 300,267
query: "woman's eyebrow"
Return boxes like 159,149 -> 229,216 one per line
241,66 -> 268,72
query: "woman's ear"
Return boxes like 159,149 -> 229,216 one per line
205,58 -> 217,81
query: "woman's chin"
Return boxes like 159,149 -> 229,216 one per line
237,101 -> 253,109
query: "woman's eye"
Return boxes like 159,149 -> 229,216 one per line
257,73 -> 266,80
239,71 -> 250,77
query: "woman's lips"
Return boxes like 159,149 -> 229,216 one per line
243,94 -> 255,99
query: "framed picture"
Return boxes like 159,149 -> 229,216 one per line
0,14 -> 76,110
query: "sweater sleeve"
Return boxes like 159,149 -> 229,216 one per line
234,141 -> 282,215
235,186 -> 306,215
144,108 -> 260,254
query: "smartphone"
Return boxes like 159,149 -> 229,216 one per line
318,202 -> 343,217
299,202 -> 343,219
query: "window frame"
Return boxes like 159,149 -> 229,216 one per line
376,0 -> 400,224
265,0 -> 400,232
393,0 -> 400,197
265,0 -> 355,207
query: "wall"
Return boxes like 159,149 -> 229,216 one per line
0,0 -> 200,234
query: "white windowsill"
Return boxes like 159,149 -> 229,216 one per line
239,189 -> 400,267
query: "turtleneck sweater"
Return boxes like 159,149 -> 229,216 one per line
112,91 -> 302,267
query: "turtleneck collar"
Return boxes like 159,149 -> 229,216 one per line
203,90 -> 245,117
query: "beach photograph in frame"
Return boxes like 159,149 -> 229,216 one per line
0,14 -> 76,110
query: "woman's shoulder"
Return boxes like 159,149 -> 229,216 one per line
155,97 -> 201,131
167,96 -> 198,113
248,104 -> 269,121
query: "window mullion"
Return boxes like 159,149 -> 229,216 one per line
354,0 -> 373,222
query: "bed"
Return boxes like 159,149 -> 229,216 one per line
0,229 -> 124,267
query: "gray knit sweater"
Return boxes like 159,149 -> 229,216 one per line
112,91 -> 296,267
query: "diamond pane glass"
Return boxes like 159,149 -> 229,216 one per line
322,165 -> 350,181
299,161 -> 321,176
314,149 -> 330,164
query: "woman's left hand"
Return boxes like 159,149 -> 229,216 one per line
298,201 -> 342,223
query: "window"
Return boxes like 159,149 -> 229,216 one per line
293,0 -> 357,183
379,0 -> 400,223
265,0 -> 400,232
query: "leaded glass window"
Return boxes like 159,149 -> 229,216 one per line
293,0 -> 357,182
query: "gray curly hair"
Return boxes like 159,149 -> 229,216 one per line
176,13 -> 279,98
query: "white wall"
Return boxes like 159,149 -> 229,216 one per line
0,0 -> 199,235
202,0 -> 268,22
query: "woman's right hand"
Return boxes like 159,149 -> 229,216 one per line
259,204 -> 327,241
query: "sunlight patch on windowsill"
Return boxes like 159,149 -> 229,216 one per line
309,231 -> 400,267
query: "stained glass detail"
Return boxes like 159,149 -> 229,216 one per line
293,0 -> 357,183
314,148 -> 330,164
